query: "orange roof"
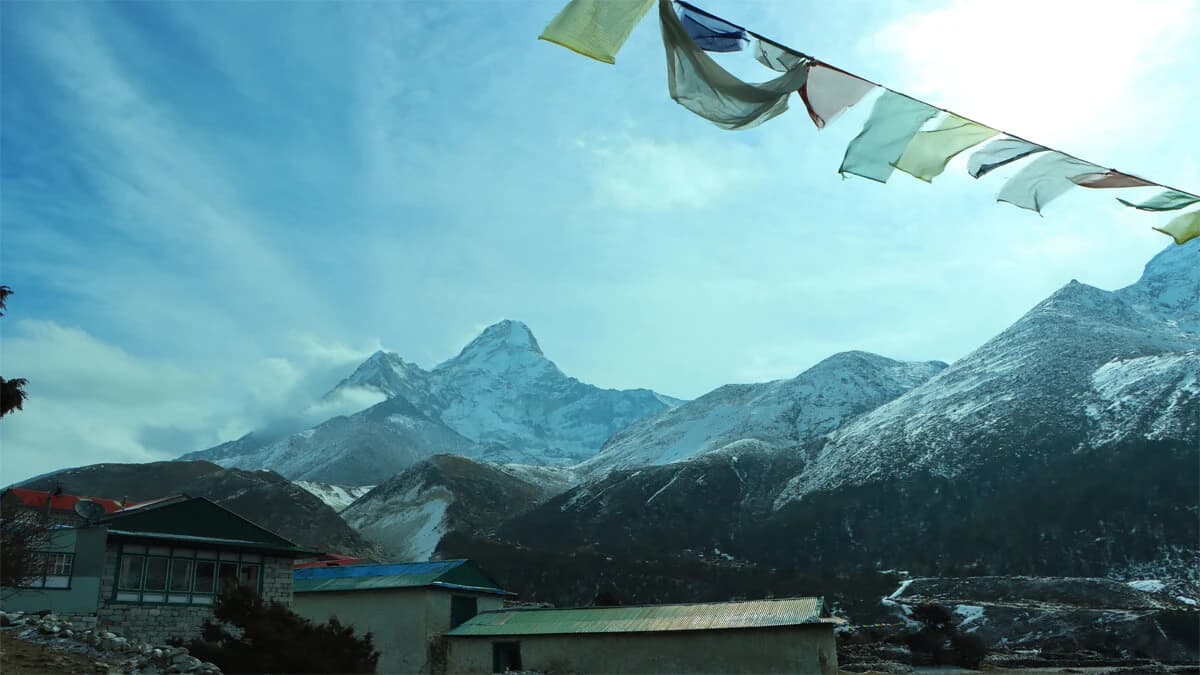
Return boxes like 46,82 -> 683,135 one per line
5,487 -> 144,514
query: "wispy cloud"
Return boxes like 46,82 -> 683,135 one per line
0,319 -> 381,484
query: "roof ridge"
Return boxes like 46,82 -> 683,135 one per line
481,595 -> 824,613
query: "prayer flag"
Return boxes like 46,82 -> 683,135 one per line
839,90 -> 939,183
1072,171 -> 1155,189
1153,210 -> 1200,245
967,138 -> 1047,179
540,0 -> 655,64
799,63 -> 876,129
754,40 -> 806,72
659,0 -> 809,130
893,114 -> 998,183
1117,190 -> 1200,212
679,4 -> 749,52
996,152 -> 1104,214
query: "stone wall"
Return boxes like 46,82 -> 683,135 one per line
260,556 -> 293,605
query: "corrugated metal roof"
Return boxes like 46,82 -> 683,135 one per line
447,597 -> 829,637
293,560 -> 513,596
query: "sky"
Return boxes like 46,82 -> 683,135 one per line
1,0 -> 1197,484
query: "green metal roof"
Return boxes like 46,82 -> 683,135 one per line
447,597 -> 831,637
294,559 -> 514,596
102,497 -> 313,555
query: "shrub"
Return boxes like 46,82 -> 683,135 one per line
181,586 -> 379,673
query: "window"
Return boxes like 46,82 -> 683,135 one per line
114,545 -> 263,604
22,552 -> 74,590
450,595 -> 478,629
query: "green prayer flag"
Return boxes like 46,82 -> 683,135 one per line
893,114 -> 998,183
539,0 -> 655,64
1117,189 -> 1200,212
839,91 -> 938,183
1153,210 -> 1200,245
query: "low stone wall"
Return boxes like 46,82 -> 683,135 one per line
1,609 -> 221,674
97,603 -> 217,645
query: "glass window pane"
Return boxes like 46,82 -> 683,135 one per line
142,593 -> 165,603
43,576 -> 70,589
144,558 -> 169,591
217,563 -> 239,592
116,591 -> 140,601
48,553 -> 73,576
170,559 -> 194,592
167,594 -> 190,604
240,553 -> 261,563
118,556 -> 144,590
148,546 -> 171,556
173,548 -> 195,558
194,561 -> 216,593
196,550 -> 217,560
219,551 -> 239,561
123,545 -> 147,554
192,595 -> 213,605
239,565 -> 260,591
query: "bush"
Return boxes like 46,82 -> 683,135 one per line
181,586 -> 379,673
903,603 -> 988,669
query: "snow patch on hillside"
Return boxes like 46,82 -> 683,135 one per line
294,481 -> 374,512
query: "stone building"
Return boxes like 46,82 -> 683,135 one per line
446,596 -> 841,674
293,560 -> 515,674
1,489 -> 312,643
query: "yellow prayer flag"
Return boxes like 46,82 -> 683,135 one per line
1153,210 -> 1200,245
539,0 -> 654,65
894,114 -> 998,183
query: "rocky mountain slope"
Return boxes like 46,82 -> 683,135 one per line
883,576 -> 1199,664
579,351 -> 946,477
16,461 -> 380,558
181,320 -> 678,484
341,454 -> 565,561
490,242 -> 1199,591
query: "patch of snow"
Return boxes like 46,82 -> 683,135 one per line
1126,579 -> 1166,593
1176,596 -> 1197,606
953,604 -> 986,632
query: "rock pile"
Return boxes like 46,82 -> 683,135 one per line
0,610 -> 221,674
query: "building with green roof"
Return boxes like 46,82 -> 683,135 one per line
446,596 -> 840,674
1,490 -> 314,645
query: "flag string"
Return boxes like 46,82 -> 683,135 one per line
673,0 -> 1199,202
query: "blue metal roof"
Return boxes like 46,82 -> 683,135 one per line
294,560 -> 464,581
294,559 -> 514,596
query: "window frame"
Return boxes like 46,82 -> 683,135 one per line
21,551 -> 75,590
112,544 -> 264,605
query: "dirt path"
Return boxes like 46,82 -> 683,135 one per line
1,629 -> 96,674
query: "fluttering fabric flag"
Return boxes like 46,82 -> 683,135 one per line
754,39 -> 806,72
996,152 -> 1105,214
966,138 -> 1048,179
799,63 -> 877,129
1072,171 -> 1156,189
678,4 -> 749,52
893,114 -> 998,183
539,0 -> 655,64
1117,190 -> 1200,212
839,91 -> 939,183
1153,210 -> 1200,245
659,0 -> 809,130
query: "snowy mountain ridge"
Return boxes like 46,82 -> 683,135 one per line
182,320 -> 681,483
578,350 -> 948,477
773,242 -> 1200,507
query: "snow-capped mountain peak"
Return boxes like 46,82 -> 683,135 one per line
436,320 -> 551,375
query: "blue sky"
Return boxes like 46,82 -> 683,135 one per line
2,0 -> 1197,484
